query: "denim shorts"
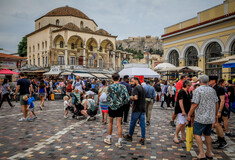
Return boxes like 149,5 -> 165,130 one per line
193,121 -> 212,136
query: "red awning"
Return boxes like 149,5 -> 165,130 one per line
0,69 -> 19,75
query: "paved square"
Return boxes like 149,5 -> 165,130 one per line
0,100 -> 234,160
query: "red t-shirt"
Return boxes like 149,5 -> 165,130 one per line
66,84 -> 73,92
175,80 -> 183,101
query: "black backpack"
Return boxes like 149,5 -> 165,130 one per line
155,84 -> 161,92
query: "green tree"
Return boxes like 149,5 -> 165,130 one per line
18,36 -> 27,57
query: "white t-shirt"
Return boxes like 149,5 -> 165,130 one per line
64,100 -> 69,110
72,80 -> 85,92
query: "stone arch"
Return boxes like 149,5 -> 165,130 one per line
67,35 -> 83,50
100,39 -> 114,52
168,50 -> 180,67
201,38 -> 225,57
225,34 -> 235,54
53,34 -> 65,48
86,38 -> 98,51
164,47 -> 180,61
181,43 -> 200,59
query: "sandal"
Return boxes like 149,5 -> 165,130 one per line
173,139 -> 180,144
206,155 -> 213,159
192,157 -> 207,160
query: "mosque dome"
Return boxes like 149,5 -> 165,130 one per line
44,6 -> 90,20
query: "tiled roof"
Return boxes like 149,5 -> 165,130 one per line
0,53 -> 27,60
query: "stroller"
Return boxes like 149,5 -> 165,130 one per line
69,93 -> 84,119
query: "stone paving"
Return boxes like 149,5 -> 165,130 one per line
0,100 -> 235,160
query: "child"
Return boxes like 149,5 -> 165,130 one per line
63,95 -> 74,118
81,94 -> 98,121
23,95 -> 37,122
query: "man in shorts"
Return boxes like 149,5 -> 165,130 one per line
14,72 -> 33,122
187,75 -> 218,160
104,73 -> 129,148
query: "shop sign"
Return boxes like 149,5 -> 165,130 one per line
121,59 -> 129,66
0,61 -> 17,69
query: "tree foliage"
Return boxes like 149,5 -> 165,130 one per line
18,36 -> 27,57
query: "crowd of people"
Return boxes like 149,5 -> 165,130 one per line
0,72 -> 235,159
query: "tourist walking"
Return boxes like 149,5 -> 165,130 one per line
173,80 -> 191,144
0,78 -> 14,108
98,80 -> 109,125
72,76 -> 85,92
209,76 -> 227,149
218,79 -> 234,137
119,75 -> 132,125
104,73 -> 129,148
170,74 -> 188,127
160,80 -> 169,108
187,75 -> 218,160
38,79 -> 47,110
144,80 -> 156,126
14,72 -> 32,121
154,81 -> 162,102
124,77 -> 146,145
167,81 -> 175,108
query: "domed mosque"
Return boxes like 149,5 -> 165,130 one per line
26,6 -> 132,77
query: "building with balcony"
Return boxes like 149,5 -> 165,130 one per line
27,6 -> 129,72
162,0 -> 235,79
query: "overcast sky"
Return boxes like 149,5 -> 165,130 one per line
0,0 -> 223,53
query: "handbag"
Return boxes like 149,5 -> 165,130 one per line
186,121 -> 193,152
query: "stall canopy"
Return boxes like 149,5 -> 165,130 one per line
223,60 -> 235,68
119,63 -> 160,78
91,73 -> 108,78
43,71 -> 61,75
61,72 -> 72,76
207,55 -> 235,65
159,66 -> 203,73
154,63 -> 176,71
0,69 -> 19,74
73,73 -> 94,78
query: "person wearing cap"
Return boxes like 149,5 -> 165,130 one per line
209,76 -> 227,149
189,76 -> 198,93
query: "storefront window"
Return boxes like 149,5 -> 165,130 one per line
169,50 -> 179,67
205,42 -> 222,78
185,46 -> 198,66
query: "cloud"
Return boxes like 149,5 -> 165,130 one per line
0,0 -> 223,53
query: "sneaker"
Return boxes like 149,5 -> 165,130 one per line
225,132 -> 235,137
170,121 -> 176,127
104,136 -> 112,145
124,134 -> 133,142
146,121 -> 150,126
86,116 -> 91,121
217,142 -> 228,149
212,139 -> 220,145
115,141 -> 122,148
201,136 -> 205,142
33,116 -> 37,120
137,121 -> 140,127
64,115 -> 68,119
139,138 -> 145,145
18,118 -> 27,122
39,106 -> 43,110
27,118 -> 34,122
11,105 -> 15,108
102,122 -> 107,125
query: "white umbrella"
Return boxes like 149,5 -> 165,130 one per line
154,63 -> 176,71
119,67 -> 160,78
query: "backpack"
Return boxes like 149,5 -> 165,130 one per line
155,84 -> 161,92
99,87 -> 107,102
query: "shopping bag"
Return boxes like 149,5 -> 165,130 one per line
186,121 -> 193,152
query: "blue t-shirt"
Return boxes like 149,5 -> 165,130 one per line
27,97 -> 35,108
44,81 -> 48,86
39,87 -> 45,93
